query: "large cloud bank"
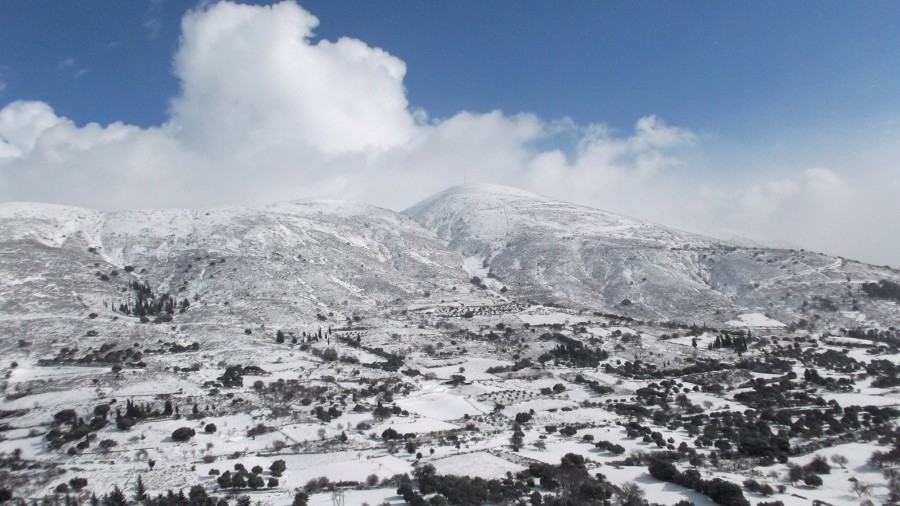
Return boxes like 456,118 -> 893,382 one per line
0,1 -> 897,266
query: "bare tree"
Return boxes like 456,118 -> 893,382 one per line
850,479 -> 872,498
830,454 -> 848,469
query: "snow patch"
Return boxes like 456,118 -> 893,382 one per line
726,313 -> 785,328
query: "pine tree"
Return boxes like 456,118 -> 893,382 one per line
103,486 -> 127,506
188,485 -> 209,506
134,475 -> 147,503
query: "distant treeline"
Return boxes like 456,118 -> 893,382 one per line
862,279 -> 900,301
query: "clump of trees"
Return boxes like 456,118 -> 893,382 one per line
784,455 -> 834,489
869,443 -> 900,468
868,359 -> 900,388
247,423 -> 275,437
111,280 -> 189,322
67,481 -> 234,506
216,460 -> 286,491
540,333 -> 609,367
594,440 -> 626,455
862,279 -> 900,301
172,427 -> 196,442
392,453 -> 643,505
469,276 -> 488,290
217,364 -> 267,388
648,457 -> 749,506
743,478 -> 774,496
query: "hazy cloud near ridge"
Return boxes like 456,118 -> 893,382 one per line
0,1 -> 897,266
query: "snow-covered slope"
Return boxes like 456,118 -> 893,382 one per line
405,184 -> 900,326
0,199 -> 478,353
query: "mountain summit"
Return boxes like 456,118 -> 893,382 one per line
405,184 -> 899,326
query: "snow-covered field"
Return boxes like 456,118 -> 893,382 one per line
430,452 -> 525,480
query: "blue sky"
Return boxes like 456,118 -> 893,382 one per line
1,1 -> 899,265
3,1 -> 899,144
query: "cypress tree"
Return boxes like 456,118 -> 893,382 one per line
134,475 -> 147,503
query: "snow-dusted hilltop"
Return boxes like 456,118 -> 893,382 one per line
405,184 -> 900,327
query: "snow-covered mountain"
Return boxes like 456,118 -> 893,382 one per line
1,184 -> 898,346
405,184 -> 900,327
